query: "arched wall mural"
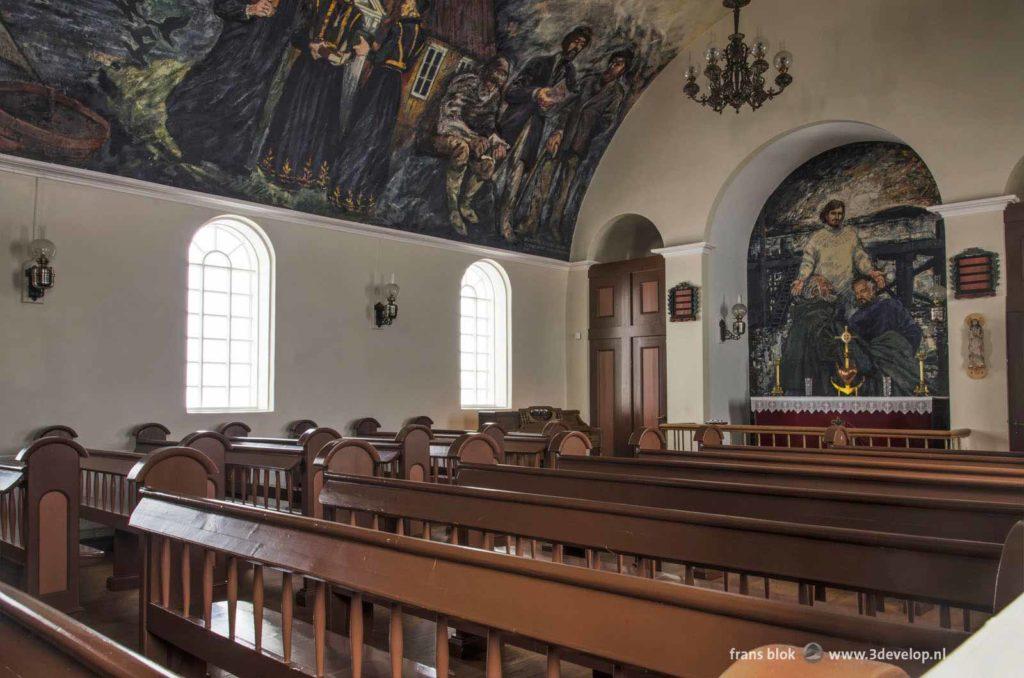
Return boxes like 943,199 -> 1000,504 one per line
0,0 -> 721,261
747,141 -> 949,398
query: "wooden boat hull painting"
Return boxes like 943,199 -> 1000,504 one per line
0,82 -> 109,163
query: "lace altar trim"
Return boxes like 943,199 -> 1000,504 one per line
750,396 -> 933,415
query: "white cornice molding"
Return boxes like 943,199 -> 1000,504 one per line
567,259 -> 598,271
651,242 -> 716,258
0,153 -> 575,271
927,195 -> 1019,218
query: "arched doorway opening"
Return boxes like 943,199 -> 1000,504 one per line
590,213 -> 665,263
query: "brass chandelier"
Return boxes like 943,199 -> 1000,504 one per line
684,0 -> 793,113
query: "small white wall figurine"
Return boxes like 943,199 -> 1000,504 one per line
965,313 -> 987,379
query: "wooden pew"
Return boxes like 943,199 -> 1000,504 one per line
129,489 -> 969,677
0,579 -> 176,678
455,463 -> 1023,544
334,424 -> 433,482
0,437 -> 86,612
319,473 -> 1024,630
554,454 -> 1024,504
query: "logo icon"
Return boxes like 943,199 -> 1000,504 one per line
804,642 -> 824,663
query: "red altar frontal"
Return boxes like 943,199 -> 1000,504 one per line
750,396 -> 941,430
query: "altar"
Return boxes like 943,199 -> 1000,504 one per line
750,396 -> 949,430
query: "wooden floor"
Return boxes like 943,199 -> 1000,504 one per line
69,540 -> 982,676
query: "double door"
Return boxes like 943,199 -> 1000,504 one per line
589,256 -> 667,456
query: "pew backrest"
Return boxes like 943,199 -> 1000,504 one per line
215,421 -> 251,439
286,419 -> 319,438
351,417 -> 382,436
628,426 -> 666,452
32,425 -> 79,441
131,423 -> 175,452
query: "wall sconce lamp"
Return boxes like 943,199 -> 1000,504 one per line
719,296 -> 747,341
23,238 -> 56,303
374,274 -> 399,328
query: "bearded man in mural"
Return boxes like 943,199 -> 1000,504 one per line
846,276 -> 923,395
781,199 -> 889,394
258,0 -> 371,188
165,0 -> 303,172
497,25 -> 593,242
522,48 -> 634,242
430,58 -> 512,236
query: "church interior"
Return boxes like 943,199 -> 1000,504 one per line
1,0 -> 1023,675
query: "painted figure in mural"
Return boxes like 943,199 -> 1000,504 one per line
847,276 -> 922,395
330,0 -> 430,213
431,58 -> 512,236
525,48 -> 633,242
258,0 -> 370,189
781,199 -> 888,394
497,25 -> 593,242
165,0 -> 303,172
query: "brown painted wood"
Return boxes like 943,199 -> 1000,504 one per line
589,256 -> 666,455
1007,203 -> 1024,450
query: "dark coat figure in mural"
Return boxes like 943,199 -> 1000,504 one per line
165,0 -> 303,171
259,0 -> 370,188
847,276 -> 922,395
523,48 -> 632,242
497,25 -> 592,242
330,0 -> 430,213
781,200 -> 888,394
430,57 -> 511,236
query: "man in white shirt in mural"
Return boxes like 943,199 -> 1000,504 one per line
790,199 -> 887,308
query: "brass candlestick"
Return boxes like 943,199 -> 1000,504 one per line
914,347 -> 930,396
771,357 -> 784,396
831,326 -> 863,396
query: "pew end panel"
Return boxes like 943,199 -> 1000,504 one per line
8,437 -> 88,613
478,422 -> 506,449
178,432 -> 230,499
993,521 -> 1024,614
127,447 -> 220,502
351,417 -> 382,436
215,421 -> 251,439
396,425 -> 432,483
405,415 -> 434,428
628,426 -> 666,454
31,425 -> 79,441
131,423 -> 173,452
286,419 -> 319,438
541,420 -> 570,438
547,431 -> 593,467
312,440 -> 382,520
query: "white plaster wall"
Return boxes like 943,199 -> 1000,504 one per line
570,0 -> 1024,447
0,170 -> 567,453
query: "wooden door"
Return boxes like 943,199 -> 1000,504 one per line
1006,204 -> 1024,450
589,256 -> 666,455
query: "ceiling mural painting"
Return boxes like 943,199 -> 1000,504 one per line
0,0 -> 722,260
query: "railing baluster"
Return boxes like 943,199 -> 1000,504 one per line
546,646 -> 561,677
227,557 -> 238,639
180,544 -> 190,616
281,572 -> 294,663
262,469 -> 269,508
486,629 -> 502,678
250,468 -> 257,506
160,537 -> 171,608
350,592 -> 365,677
939,604 -> 951,629
275,470 -> 283,511
449,526 -> 460,546
435,614 -> 449,678
390,604 -> 404,678
963,609 -> 971,632
203,550 -> 214,628
286,472 -> 295,512
228,467 -> 236,502
253,564 -> 264,652
483,532 -> 495,550
314,580 -> 326,677
739,573 -> 749,595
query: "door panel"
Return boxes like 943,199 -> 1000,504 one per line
589,274 -> 628,332
590,338 -> 625,454
632,336 -> 667,429
631,269 -> 665,332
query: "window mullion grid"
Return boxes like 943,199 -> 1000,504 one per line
226,246 -> 234,407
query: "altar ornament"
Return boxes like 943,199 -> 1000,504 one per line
719,295 -> 747,341
965,313 -> 987,379
667,282 -> 699,322
831,326 -> 863,396
770,358 -> 784,396
950,248 -> 999,299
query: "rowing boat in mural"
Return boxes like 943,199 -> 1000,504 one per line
0,16 -> 109,163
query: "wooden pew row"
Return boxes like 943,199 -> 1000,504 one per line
318,472 -> 1024,631
692,424 -> 1024,461
0,579 -> 176,678
555,454 -> 1024,504
455,463 -> 1022,545
0,437 -> 85,612
129,489 -> 968,677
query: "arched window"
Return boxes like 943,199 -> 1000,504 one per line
186,217 -> 274,412
460,260 -> 510,408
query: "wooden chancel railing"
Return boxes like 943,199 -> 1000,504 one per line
130,490 -> 967,677
661,422 -> 972,451
0,580 -> 176,678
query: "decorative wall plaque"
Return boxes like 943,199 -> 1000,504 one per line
668,283 -> 700,322
950,248 -> 1000,299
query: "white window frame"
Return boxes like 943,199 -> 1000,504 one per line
186,216 -> 275,413
411,43 -> 449,100
460,260 -> 511,409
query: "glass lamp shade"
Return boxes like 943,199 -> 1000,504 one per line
29,238 -> 56,260
773,50 -> 793,71
731,301 -> 748,321
684,64 -> 699,81
384,282 -> 400,300
752,39 -> 768,58
704,45 -> 721,63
